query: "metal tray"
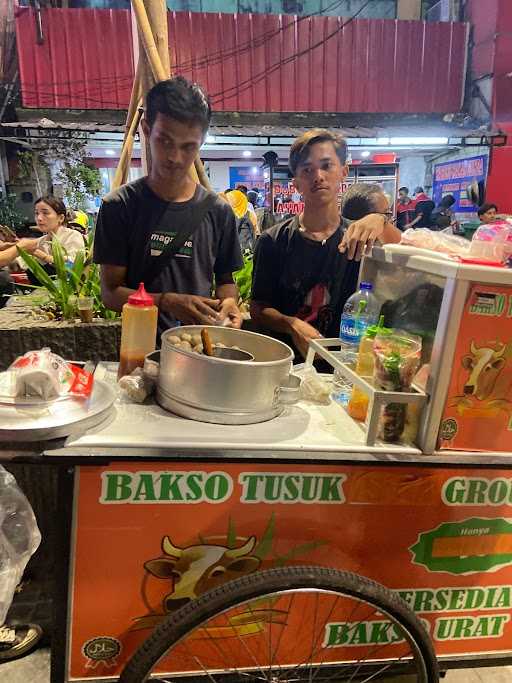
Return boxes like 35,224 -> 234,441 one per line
0,380 -> 116,442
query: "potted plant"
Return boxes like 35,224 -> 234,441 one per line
17,234 -> 118,322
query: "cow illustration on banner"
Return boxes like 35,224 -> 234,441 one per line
132,514 -> 325,631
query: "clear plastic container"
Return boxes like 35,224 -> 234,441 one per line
118,283 -> 158,380
347,317 -> 391,421
373,331 -> 422,443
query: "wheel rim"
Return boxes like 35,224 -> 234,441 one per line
143,587 -> 430,682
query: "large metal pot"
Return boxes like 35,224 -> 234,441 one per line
157,325 -> 294,424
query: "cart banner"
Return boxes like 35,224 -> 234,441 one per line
432,154 -> 488,214
69,462 -> 512,679
440,283 -> 512,452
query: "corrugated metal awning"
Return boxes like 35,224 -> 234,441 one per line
1,118 -> 503,143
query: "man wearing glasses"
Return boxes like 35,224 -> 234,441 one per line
250,130 -> 401,358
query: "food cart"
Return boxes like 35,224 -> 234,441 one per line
1,248 -> 512,683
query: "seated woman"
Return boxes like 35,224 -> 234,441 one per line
32,196 -> 86,267
18,197 -> 86,285
250,129 -> 400,359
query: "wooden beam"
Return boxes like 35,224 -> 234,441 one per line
131,0 -> 167,83
112,99 -> 143,190
114,0 -> 212,191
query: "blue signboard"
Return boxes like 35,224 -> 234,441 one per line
432,154 -> 488,214
229,166 -> 265,190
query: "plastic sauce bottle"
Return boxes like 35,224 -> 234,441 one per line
118,283 -> 158,380
347,317 -> 390,421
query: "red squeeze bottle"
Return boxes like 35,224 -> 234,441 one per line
118,283 -> 158,379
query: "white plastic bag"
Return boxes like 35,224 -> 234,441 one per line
0,467 -> 41,624
401,228 -> 470,257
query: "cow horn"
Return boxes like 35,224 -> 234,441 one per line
162,536 -> 183,558
470,341 -> 478,355
494,344 -> 506,358
225,536 -> 257,559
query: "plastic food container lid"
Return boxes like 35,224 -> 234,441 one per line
128,282 -> 155,306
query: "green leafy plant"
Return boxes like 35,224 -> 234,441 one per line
17,235 -> 118,321
15,150 -> 35,181
57,162 -> 102,210
35,133 -> 102,210
0,194 -> 26,231
233,251 -> 253,304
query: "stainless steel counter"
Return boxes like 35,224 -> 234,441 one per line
42,395 -> 512,466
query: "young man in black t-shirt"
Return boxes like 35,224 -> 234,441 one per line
94,77 -> 243,333
250,130 -> 401,358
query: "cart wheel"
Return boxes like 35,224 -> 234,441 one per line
120,565 -> 439,683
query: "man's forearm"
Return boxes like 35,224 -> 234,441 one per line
215,282 -> 238,302
250,302 -> 293,336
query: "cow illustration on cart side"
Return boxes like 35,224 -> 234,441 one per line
145,535 -> 261,613
451,341 -> 512,414
131,515 -> 326,632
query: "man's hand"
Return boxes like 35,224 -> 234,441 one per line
289,317 -> 322,359
218,297 -> 242,329
338,214 -> 386,261
17,238 -> 41,255
0,241 -> 16,252
161,292 -> 221,325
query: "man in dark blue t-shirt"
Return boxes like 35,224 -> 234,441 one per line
94,77 -> 243,333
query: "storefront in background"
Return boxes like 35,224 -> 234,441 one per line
264,161 -> 399,215
432,154 -> 489,218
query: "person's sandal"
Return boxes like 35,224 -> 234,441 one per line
0,623 -> 42,661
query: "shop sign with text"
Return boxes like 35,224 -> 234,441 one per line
68,463 -> 512,679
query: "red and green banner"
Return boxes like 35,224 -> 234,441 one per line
68,462 -> 512,679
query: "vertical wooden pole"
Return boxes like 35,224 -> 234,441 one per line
114,0 -> 212,190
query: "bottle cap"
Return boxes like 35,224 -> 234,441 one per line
365,315 -> 391,339
128,282 -> 154,307
360,281 -> 373,291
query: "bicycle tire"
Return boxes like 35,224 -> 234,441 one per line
120,565 -> 439,683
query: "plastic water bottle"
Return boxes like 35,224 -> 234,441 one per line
332,282 -> 379,406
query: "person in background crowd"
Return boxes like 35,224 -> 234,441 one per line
477,203 -> 498,224
237,184 -> 258,228
247,190 -> 259,209
396,186 -> 416,231
251,129 -> 401,359
68,209 -> 89,236
32,197 -> 86,268
224,189 -> 258,251
406,187 -> 435,229
94,76 -> 242,334
342,183 -> 395,223
0,237 -> 39,268
430,194 -> 456,231
250,188 -> 263,207
414,186 -> 430,203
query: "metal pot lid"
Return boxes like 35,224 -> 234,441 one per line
0,379 -> 116,442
